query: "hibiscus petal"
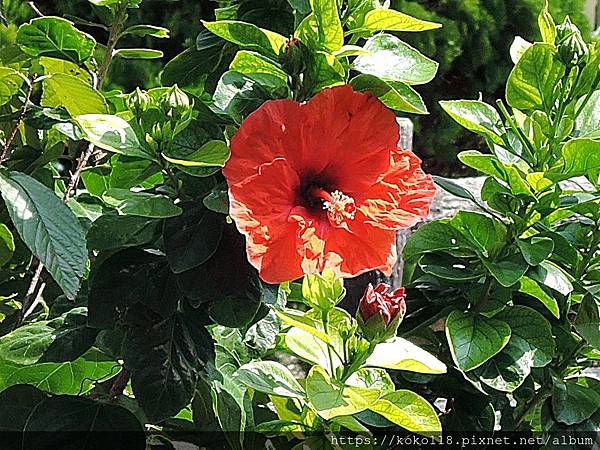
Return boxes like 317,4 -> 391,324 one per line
360,148 -> 436,230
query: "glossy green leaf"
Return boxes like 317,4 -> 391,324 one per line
458,150 -> 505,178
113,48 -> 164,59
102,188 -> 182,218
351,8 -> 441,33
0,349 -> 116,394
203,20 -> 287,57
556,138 -> 600,179
42,73 -> 107,115
236,361 -> 305,398
351,74 -> 428,114
446,310 -> 511,371
518,276 -> 560,318
497,305 -> 555,367
538,1 -> 556,44
369,390 -> 441,436
346,368 -> 394,394
365,337 -> 446,374
164,204 -> 223,273
484,253 -> 529,287
575,295 -> 600,351
310,0 -> 343,51
123,25 -> 170,39
230,50 -> 288,83
403,220 -> 473,260
552,379 -> 600,425
530,261 -> 573,296
0,171 -> 86,299
575,91 -> 600,138
73,114 -> 152,160
16,17 -> 96,64
162,140 -> 230,168
506,43 -> 565,111
86,213 -> 161,251
440,100 -> 504,145
0,66 -> 25,106
354,34 -> 438,85
305,365 -> 380,420
477,340 -> 533,392
516,236 -> 554,266
448,211 -> 507,258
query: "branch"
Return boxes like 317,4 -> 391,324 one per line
1,81 -> 34,163
13,261 -> 45,329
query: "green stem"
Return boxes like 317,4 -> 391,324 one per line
496,100 -> 536,164
575,225 -> 600,278
321,310 -> 336,378
97,4 -> 128,88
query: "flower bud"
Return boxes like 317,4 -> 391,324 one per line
127,87 -> 151,114
302,269 -> 345,310
279,37 -> 308,77
357,283 -> 406,343
556,16 -> 589,67
160,85 -> 191,119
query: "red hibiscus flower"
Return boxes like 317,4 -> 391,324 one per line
359,283 -> 407,326
223,85 -> 435,283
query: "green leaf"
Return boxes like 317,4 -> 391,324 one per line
530,261 -> 573,296
164,204 -> 223,273
538,1 -> 556,44
203,20 -> 287,57
516,236 -> 554,266
552,378 -> 600,425
16,17 -> 96,64
575,295 -> 600,351
446,310 -> 511,372
477,341 -> 533,392
350,74 -> 428,114
86,213 -> 160,251
123,24 -> 170,39
0,384 -> 48,431
458,150 -> 505,178
420,253 -> 485,281
353,34 -> 438,85
350,8 -> 441,33
73,114 -> 152,160
555,138 -> 600,179
0,223 -> 15,266
346,367 -> 394,394
102,188 -> 182,218
39,56 -> 93,83
237,361 -> 305,398
203,186 -> 229,214
0,308 -> 97,364
285,326 -> 342,369
305,365 -> 380,420
448,211 -> 507,258
113,48 -> 164,59
497,305 -> 555,367
575,91 -> 600,138
0,66 -> 25,106
365,337 -> 446,374
403,220 -> 473,260
0,349 -> 116,394
309,0 -> 343,52
484,253 -> 529,287
230,50 -> 288,83
212,71 -> 272,123
433,176 -> 479,204
518,276 -> 560,318
0,171 -> 86,299
162,140 -> 230,168
506,43 -> 565,111
21,394 -> 145,450
440,100 -> 504,145
123,310 -> 208,422
369,390 -> 441,436
42,73 -> 107,116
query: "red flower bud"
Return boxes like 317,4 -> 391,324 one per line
359,283 -> 406,325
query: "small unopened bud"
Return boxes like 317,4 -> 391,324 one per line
556,16 -> 589,67
357,283 -> 406,343
160,85 -> 191,119
279,37 -> 308,77
127,88 -> 151,114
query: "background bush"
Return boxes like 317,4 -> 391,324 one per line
2,0 -> 590,174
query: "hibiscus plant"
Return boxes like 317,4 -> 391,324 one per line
403,3 -> 600,436
1,0 -> 598,448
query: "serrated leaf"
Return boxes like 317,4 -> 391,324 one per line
0,171 -> 86,299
